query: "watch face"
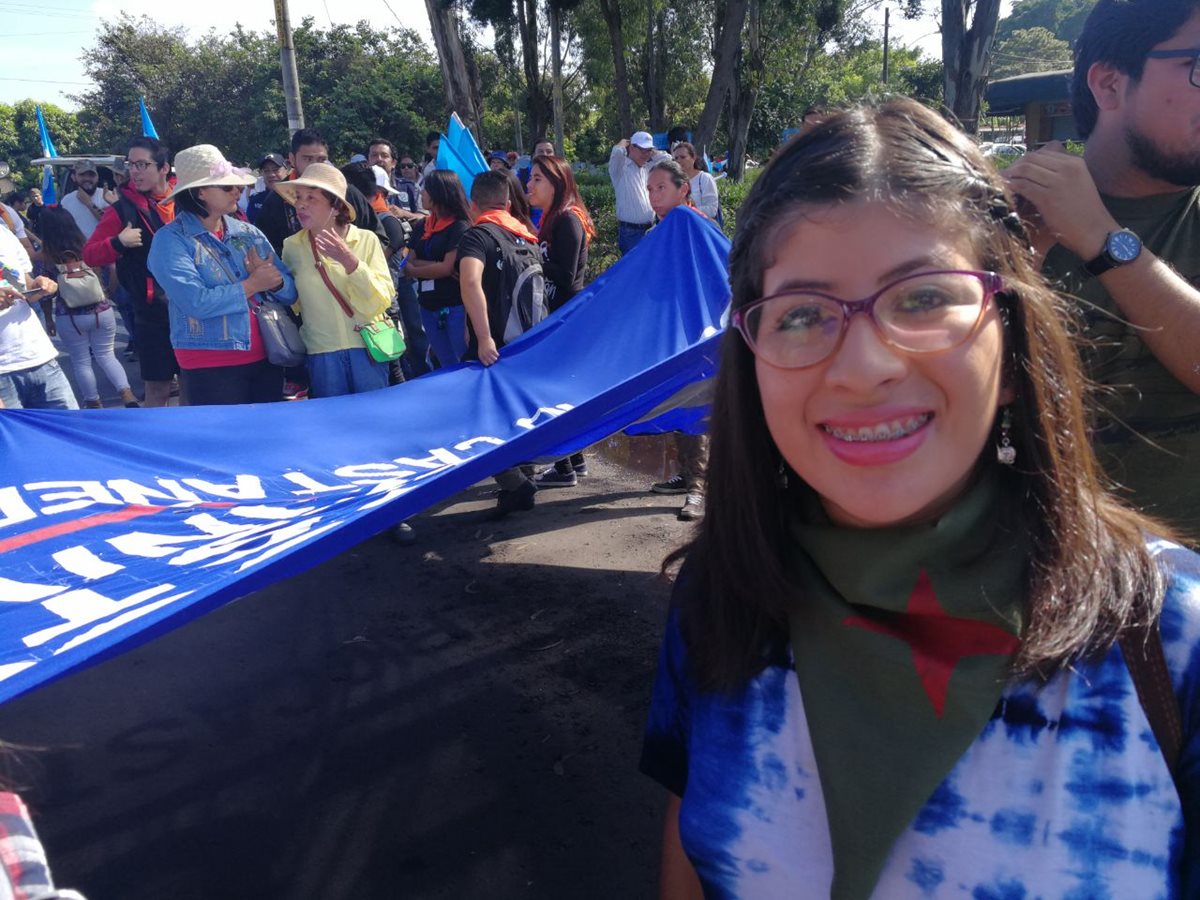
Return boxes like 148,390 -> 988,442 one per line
1108,229 -> 1141,263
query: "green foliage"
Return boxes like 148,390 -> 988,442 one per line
72,15 -> 444,165
995,0 -> 1094,46
0,101 -> 84,187
991,26 -> 1073,78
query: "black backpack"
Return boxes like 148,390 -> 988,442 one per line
476,223 -> 547,347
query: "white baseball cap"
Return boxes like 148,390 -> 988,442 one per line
372,165 -> 400,196
630,131 -> 655,150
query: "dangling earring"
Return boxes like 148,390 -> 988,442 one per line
996,407 -> 1016,465
777,459 -> 790,490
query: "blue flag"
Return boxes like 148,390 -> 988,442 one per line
139,97 -> 159,139
0,209 -> 729,703
437,113 -> 487,196
34,106 -> 57,204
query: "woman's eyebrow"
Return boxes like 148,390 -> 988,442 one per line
767,255 -> 958,295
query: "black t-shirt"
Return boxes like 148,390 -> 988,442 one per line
539,212 -> 587,311
415,218 -> 470,310
455,224 -> 535,353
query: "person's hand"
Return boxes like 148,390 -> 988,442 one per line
117,221 -> 143,248
244,251 -> 284,294
103,187 -> 119,205
618,139 -> 630,149
1004,142 -> 1118,259
0,284 -> 19,311
477,336 -> 499,366
313,229 -> 358,272
30,275 -> 56,297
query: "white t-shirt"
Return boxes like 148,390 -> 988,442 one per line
60,188 -> 110,240
689,172 -> 720,219
0,225 -> 55,374
0,204 -> 27,241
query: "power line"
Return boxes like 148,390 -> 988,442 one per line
0,76 -> 93,86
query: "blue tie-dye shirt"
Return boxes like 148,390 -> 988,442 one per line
641,539 -> 1200,898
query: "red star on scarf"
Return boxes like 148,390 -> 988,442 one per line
843,569 -> 1018,718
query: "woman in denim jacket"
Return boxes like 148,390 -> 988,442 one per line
148,145 -> 296,406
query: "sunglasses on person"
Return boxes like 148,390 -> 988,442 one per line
399,162 -> 418,169
732,270 -> 1005,369
1145,47 -> 1200,88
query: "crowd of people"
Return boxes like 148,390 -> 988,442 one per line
2,0 -> 1200,892
0,115 -> 724,522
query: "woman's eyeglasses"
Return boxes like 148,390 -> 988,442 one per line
732,270 -> 1004,369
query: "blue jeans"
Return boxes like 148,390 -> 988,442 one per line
307,348 -> 389,398
420,305 -> 467,371
395,279 -> 431,378
56,307 -> 130,402
0,359 -> 80,409
618,222 -> 651,255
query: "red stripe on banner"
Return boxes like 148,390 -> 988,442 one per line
0,506 -> 167,554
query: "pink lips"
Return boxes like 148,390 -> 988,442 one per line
818,410 -> 934,467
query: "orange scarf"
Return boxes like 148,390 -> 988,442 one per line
473,208 -> 539,243
370,193 -> 389,215
422,211 -> 459,237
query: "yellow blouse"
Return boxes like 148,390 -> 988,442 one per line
282,225 -> 394,354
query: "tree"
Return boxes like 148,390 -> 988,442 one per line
425,0 -> 484,135
694,0 -> 749,158
72,15 -> 445,164
597,0 -> 635,137
990,26 -> 1073,78
994,0 -> 1093,46
941,0 -> 1003,133
0,101 -> 84,187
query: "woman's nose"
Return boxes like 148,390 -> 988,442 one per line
822,313 -> 908,391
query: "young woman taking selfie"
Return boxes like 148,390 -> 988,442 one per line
642,98 -> 1200,899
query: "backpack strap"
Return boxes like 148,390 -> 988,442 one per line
1119,618 -> 1183,776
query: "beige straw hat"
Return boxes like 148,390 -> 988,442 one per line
272,162 -> 356,222
168,144 -> 255,199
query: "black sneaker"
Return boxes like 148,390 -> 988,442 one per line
573,463 -> 589,477
491,480 -> 537,520
678,493 -> 705,521
651,474 -> 688,495
535,468 -> 577,488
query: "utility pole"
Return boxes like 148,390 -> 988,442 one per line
273,0 -> 306,134
882,6 -> 890,84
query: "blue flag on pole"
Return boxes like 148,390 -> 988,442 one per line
139,97 -> 159,139
34,106 -> 57,204
0,209 -> 729,704
437,113 -> 487,196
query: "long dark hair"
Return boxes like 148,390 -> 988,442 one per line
533,155 -> 595,243
670,97 -> 1167,692
37,207 -> 86,265
504,171 -> 535,232
423,170 -> 471,222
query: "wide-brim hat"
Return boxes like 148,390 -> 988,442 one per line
168,144 -> 255,199
272,162 -> 356,223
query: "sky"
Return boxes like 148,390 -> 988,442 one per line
0,0 -> 1009,112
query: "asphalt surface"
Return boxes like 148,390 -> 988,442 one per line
0,439 -> 695,899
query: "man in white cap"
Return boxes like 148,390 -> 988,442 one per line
609,130 -> 668,255
60,159 -> 110,240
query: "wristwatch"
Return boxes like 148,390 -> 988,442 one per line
1083,228 -> 1142,277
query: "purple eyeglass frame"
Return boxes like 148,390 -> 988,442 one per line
731,269 -> 1005,369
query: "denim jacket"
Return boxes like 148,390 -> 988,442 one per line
147,211 -> 297,351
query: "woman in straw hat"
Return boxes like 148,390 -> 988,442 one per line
275,162 -> 395,398
147,144 -> 296,406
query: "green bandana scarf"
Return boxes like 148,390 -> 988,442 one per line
785,472 -> 1027,899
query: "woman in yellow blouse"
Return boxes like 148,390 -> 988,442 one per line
276,163 -> 395,398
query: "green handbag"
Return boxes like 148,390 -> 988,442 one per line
357,319 -> 407,363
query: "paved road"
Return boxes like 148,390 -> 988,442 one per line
0,453 -> 694,900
